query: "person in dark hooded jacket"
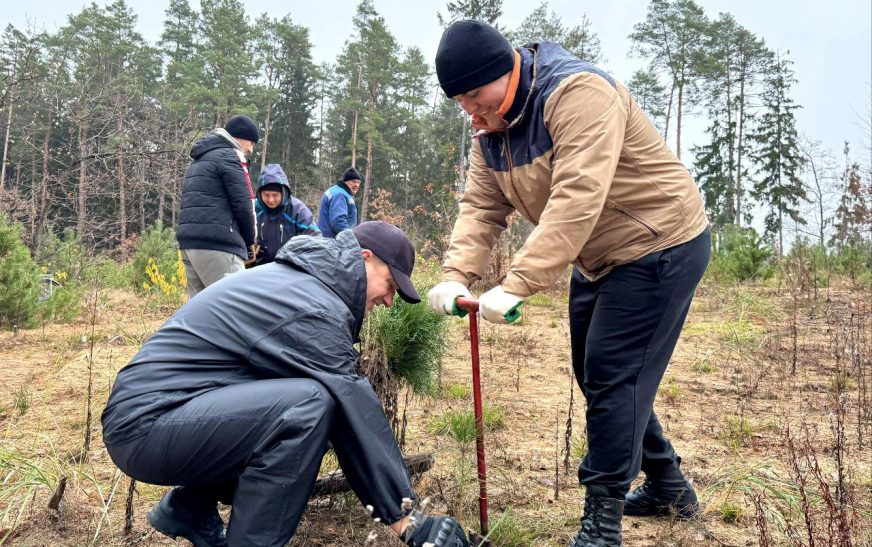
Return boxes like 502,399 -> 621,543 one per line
176,115 -> 259,298
254,164 -> 320,265
101,221 -> 469,547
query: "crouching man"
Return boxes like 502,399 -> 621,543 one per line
102,221 -> 468,547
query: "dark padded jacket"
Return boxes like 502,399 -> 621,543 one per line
176,130 -> 256,259
101,231 -> 413,521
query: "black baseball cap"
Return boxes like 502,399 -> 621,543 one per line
352,221 -> 421,304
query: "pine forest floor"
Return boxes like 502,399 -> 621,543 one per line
0,278 -> 870,546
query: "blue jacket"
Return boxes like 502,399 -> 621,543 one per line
176,130 -> 256,259
255,164 -> 320,264
101,231 -> 413,519
317,182 -> 358,238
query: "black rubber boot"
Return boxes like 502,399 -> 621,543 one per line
402,512 -> 470,547
623,460 -> 700,519
147,487 -> 228,547
569,485 -> 624,547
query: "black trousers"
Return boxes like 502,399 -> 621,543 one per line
107,377 -> 411,547
570,228 -> 710,497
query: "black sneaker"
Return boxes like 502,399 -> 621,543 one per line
402,512 -> 470,547
623,462 -> 700,519
147,488 -> 228,547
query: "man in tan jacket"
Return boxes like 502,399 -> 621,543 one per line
427,20 -> 710,547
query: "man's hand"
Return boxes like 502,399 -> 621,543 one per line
479,286 -> 524,324
402,512 -> 469,547
427,281 -> 472,317
244,244 -> 259,267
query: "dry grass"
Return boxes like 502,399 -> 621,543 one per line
0,280 -> 870,546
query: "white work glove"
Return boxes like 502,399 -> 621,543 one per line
427,281 -> 472,317
479,286 -> 525,324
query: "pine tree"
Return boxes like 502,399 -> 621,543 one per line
158,0 -> 205,114
694,116 -> 739,231
626,68 -> 667,133
750,52 -> 806,255
437,0 -> 503,27
629,0 -> 708,159
253,13 -> 318,179
697,13 -> 770,227
199,0 -> 257,124
507,2 -> 602,63
832,146 -> 871,249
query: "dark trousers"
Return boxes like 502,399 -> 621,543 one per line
107,378 -> 400,547
570,228 -> 710,497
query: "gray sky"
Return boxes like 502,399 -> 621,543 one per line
5,0 -> 871,168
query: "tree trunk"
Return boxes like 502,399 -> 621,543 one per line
1,98 -> 14,189
139,182 -> 146,233
735,72 -> 748,227
158,186 -> 165,225
664,84 -> 674,142
36,109 -> 52,251
77,123 -> 88,237
361,135 -> 373,223
725,78 -> 735,222
350,68 -> 363,167
282,116 -> 291,173
117,115 -> 127,242
675,81 -> 683,160
778,209 -> 784,257
171,191 -> 177,228
260,99 -> 273,170
318,91 -> 325,176
29,155 -> 37,242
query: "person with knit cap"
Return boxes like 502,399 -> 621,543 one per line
427,20 -> 710,547
176,114 -> 261,298
254,164 -> 320,265
318,167 -> 361,237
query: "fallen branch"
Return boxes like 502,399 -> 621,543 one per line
311,453 -> 433,497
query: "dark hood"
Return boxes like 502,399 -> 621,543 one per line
256,164 -> 292,208
275,230 -> 367,333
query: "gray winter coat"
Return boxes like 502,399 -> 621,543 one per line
101,231 -> 413,520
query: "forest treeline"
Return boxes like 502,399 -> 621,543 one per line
0,0 -> 869,260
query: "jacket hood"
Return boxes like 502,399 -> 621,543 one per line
274,230 -> 366,333
190,128 -> 244,160
257,164 -> 292,207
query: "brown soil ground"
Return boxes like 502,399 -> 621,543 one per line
0,280 -> 870,546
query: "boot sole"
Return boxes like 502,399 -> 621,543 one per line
147,504 -> 225,547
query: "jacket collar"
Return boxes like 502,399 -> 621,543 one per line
473,45 -> 539,134
213,128 -> 246,153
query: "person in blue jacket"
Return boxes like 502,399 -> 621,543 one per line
254,164 -> 320,264
318,167 -> 361,237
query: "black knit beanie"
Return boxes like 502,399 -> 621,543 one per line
435,20 -> 515,97
225,115 -> 260,143
342,167 -> 364,183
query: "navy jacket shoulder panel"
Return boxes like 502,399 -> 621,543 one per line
477,43 -> 617,173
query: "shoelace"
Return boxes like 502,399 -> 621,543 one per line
574,496 -> 606,542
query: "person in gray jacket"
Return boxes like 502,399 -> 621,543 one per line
102,222 -> 469,547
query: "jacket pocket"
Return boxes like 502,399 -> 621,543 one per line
607,201 -> 662,238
